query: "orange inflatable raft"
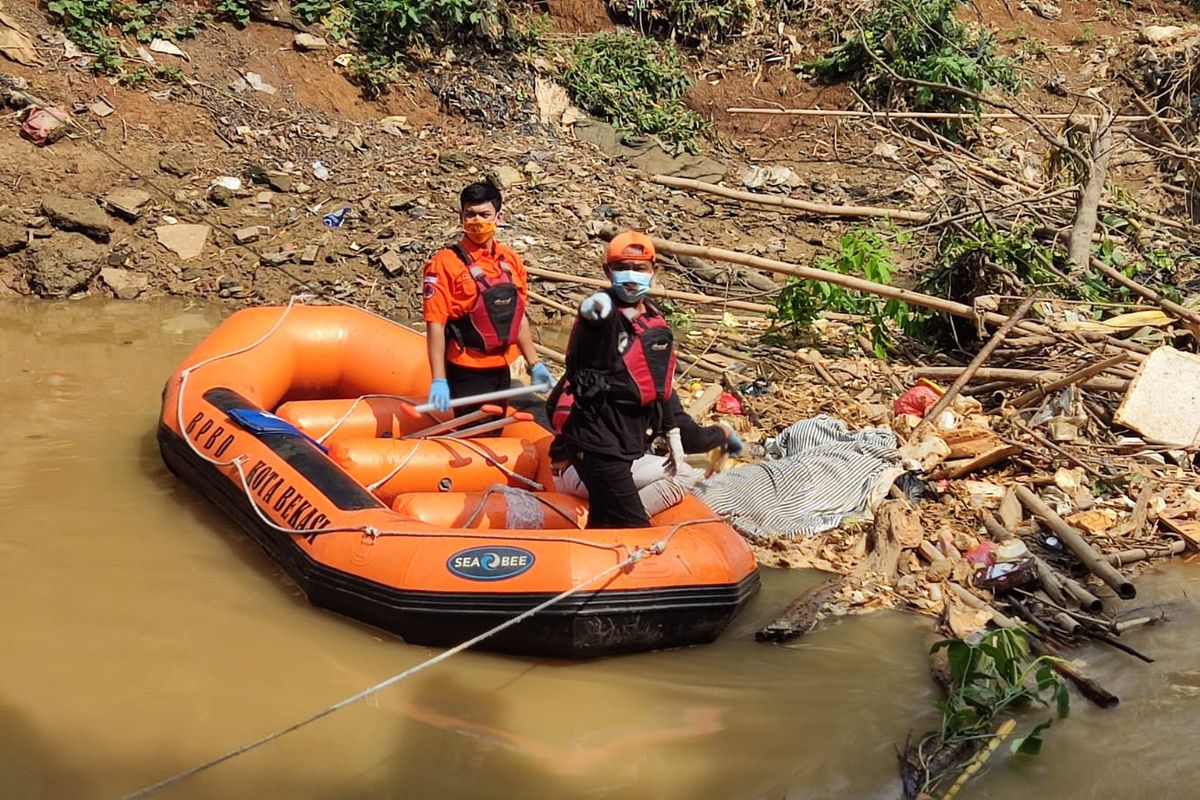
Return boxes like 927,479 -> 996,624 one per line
157,302 -> 759,658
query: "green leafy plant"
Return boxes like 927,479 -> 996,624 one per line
563,30 -> 709,153
805,0 -> 1022,116
292,0 -> 335,24
906,628 -> 1069,797
172,9 -> 211,39
772,227 -> 922,357
47,0 -> 176,74
606,0 -> 755,45
215,0 -> 252,26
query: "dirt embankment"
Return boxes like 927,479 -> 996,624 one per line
0,0 -> 1195,323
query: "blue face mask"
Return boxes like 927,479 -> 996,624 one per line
610,269 -> 652,304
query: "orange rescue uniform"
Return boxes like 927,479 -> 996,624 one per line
422,237 -> 529,369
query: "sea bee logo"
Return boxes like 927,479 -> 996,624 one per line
447,546 -> 536,581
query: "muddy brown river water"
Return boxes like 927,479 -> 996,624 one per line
3,299 -> 1199,799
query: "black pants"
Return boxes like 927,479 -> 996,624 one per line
445,361 -> 512,418
572,451 -> 650,529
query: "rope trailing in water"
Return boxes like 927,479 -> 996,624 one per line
119,539 -> 668,800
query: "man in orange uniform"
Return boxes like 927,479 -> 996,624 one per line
423,182 -> 551,415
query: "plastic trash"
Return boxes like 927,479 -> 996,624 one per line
20,107 -> 69,146
893,379 -> 944,418
311,160 -> 329,181
716,392 -> 743,415
995,540 -> 1030,562
964,541 -> 998,567
211,176 -> 243,191
323,207 -> 351,228
972,557 -> 1038,592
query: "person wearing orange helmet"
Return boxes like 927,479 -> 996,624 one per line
423,182 -> 551,416
547,231 -> 742,529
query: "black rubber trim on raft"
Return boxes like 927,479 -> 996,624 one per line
203,386 -> 382,511
158,422 -> 760,658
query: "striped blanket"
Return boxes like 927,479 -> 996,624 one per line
695,415 -> 902,539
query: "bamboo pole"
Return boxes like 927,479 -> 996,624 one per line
1015,485 -> 1136,599
1008,353 -> 1130,409
947,583 -> 1119,708
726,107 -> 1176,123
910,366 -> 1128,392
1059,574 -> 1104,614
980,511 -> 1068,607
597,227 -> 1049,334
1107,540 -> 1187,566
918,296 -> 1036,429
526,265 -> 773,314
651,175 -> 931,223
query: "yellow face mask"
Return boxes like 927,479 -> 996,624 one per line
463,219 -> 496,245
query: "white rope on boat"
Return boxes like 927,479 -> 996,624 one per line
117,518 -> 715,800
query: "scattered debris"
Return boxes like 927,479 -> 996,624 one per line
41,196 -> 113,242
0,5 -> 42,66
100,266 -> 148,299
156,223 -> 210,261
19,107 -> 69,146
103,188 -> 152,220
293,33 -> 328,51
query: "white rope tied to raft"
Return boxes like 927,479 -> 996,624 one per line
116,518 -> 716,800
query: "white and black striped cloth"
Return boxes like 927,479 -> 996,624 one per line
695,415 -> 901,538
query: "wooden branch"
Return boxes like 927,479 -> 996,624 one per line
947,584 -> 1119,708
526,264 -> 772,314
597,227 -> 1050,334
1107,540 -> 1187,566
1068,114 -> 1114,274
727,107 -> 1175,123
1015,485 -> 1136,599
652,174 -> 931,222
917,296 -> 1036,430
528,288 -> 575,315
911,366 -> 1128,392
756,577 -> 847,642
1008,353 -> 1130,409
1088,255 -> 1200,330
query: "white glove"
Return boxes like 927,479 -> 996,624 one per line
665,428 -> 687,477
580,291 -> 613,321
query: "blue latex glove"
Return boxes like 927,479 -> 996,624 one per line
720,422 -> 744,457
428,378 -> 451,413
530,362 -> 554,390
580,291 -> 613,321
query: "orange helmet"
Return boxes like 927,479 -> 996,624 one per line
606,230 -> 656,264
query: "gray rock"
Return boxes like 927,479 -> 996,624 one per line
159,152 -> 196,177
266,173 -> 293,193
26,234 -> 105,298
492,165 -> 524,188
41,196 -> 113,242
104,187 -> 152,220
293,32 -> 328,50
0,221 -> 26,256
100,267 -> 148,299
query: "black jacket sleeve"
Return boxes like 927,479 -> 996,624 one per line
665,394 -> 727,453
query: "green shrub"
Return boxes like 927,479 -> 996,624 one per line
563,30 -> 708,153
806,0 -> 1021,115
606,0 -> 755,45
48,0 -> 173,75
773,227 -> 923,357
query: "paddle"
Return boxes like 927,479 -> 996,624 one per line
405,404 -> 504,439
443,411 -> 535,439
402,381 -> 553,418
